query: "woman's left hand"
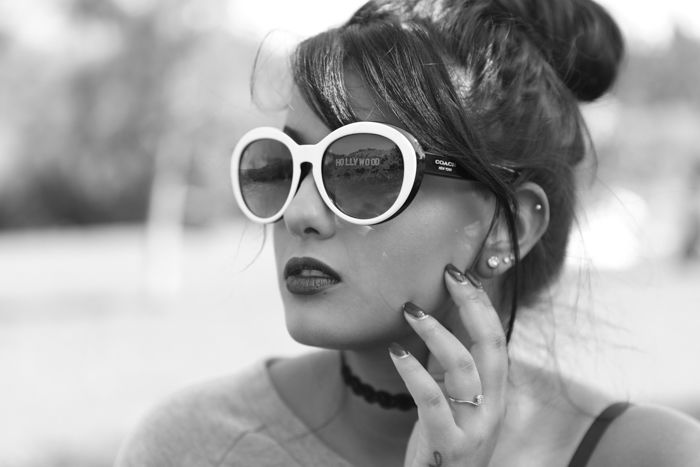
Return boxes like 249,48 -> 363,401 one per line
389,264 -> 509,467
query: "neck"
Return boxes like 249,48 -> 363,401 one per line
336,336 -> 430,441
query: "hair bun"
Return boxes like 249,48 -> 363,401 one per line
485,0 -> 624,101
347,0 -> 624,101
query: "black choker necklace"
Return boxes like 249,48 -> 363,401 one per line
340,353 -> 416,411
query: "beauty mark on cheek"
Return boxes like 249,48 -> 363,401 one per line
456,220 -> 485,259
463,220 -> 484,239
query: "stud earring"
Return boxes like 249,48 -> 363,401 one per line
487,256 -> 500,269
503,252 -> 515,265
534,203 -> 543,211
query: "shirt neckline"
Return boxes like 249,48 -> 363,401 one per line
240,356 -> 353,467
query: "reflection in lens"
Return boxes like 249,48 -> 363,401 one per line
322,134 -> 404,219
239,139 -> 293,218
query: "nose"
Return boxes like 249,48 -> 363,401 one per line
283,167 -> 336,239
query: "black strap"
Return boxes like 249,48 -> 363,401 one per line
567,402 -> 632,467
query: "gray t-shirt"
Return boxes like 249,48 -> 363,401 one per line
115,359 -> 352,467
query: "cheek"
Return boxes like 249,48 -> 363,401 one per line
272,224 -> 286,273
345,192 -> 491,313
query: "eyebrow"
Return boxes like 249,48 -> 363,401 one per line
282,125 -> 304,144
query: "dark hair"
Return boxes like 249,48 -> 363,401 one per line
289,0 -> 624,342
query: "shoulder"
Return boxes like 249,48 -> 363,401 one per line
590,403 -> 700,467
509,361 -> 700,467
115,362 -> 274,467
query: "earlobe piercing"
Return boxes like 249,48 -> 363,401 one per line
535,203 -> 543,211
488,253 -> 515,269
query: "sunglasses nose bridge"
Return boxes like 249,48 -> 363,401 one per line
291,144 -> 326,209
283,146 -> 337,238
295,144 -> 318,166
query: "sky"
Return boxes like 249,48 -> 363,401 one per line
224,0 -> 700,48
1,0 -> 700,53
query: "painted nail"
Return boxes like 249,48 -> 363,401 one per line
389,342 -> 409,358
463,270 -> 483,289
403,302 -> 427,320
445,263 -> 467,283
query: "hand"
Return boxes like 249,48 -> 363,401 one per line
389,264 -> 508,467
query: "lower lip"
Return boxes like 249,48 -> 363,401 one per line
285,276 -> 339,295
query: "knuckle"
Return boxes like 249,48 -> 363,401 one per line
455,354 -> 476,373
486,332 -> 507,350
421,392 -> 445,408
403,361 -> 424,376
421,319 -> 442,338
457,286 -> 482,303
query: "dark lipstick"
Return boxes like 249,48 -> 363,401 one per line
284,257 -> 341,295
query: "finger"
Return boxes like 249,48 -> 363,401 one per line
403,303 -> 483,418
444,265 -> 509,403
388,343 -> 460,436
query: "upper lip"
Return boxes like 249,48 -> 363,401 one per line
284,257 -> 341,281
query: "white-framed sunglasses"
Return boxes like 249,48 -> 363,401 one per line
230,121 -> 519,225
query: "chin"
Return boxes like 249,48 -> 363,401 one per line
282,303 -> 410,351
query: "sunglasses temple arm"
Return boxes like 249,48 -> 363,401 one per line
423,153 -> 477,180
424,153 -> 520,183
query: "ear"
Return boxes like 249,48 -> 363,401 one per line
472,182 -> 550,278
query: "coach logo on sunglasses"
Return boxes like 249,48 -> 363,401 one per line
434,158 -> 457,173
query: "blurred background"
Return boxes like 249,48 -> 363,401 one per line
1,0 -> 699,465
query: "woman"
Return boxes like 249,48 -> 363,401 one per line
117,0 -> 700,465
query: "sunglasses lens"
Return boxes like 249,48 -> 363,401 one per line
238,138 -> 293,219
322,133 -> 405,220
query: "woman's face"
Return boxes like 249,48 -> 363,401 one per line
273,78 -> 497,350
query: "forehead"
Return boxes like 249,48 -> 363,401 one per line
285,71 -> 404,143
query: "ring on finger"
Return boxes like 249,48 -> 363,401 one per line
448,394 -> 484,407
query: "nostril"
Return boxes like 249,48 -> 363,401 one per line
303,227 -> 320,235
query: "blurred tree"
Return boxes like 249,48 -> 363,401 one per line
590,30 -> 700,189
617,29 -> 700,108
0,0 -> 262,228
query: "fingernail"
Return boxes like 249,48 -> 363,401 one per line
389,342 -> 409,358
403,302 -> 427,320
463,270 -> 483,289
445,263 -> 467,283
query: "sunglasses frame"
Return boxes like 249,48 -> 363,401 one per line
231,121 -> 520,226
